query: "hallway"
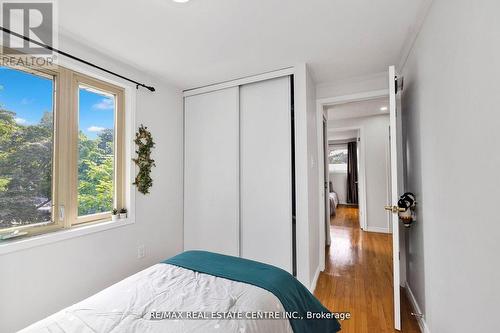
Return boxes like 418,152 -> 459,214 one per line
314,206 -> 420,333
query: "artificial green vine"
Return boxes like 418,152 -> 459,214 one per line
133,125 -> 155,194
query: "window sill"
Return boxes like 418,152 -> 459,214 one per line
0,218 -> 134,256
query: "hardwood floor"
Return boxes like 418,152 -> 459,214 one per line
314,206 -> 420,333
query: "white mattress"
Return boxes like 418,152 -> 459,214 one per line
20,263 -> 294,333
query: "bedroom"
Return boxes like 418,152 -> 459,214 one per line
0,1 -> 499,333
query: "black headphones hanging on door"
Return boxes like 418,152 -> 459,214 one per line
397,192 -> 416,227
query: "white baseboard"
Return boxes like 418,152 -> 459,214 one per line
405,283 -> 431,333
363,226 -> 391,234
309,266 -> 321,293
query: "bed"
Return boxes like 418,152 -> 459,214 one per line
329,191 -> 339,217
326,183 -> 339,247
20,251 -> 340,333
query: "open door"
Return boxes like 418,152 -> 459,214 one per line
323,116 -> 331,247
386,65 -> 405,330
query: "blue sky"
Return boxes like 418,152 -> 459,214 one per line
79,88 -> 115,139
0,66 -> 114,139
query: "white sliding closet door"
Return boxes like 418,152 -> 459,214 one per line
240,76 -> 293,272
184,87 -> 240,256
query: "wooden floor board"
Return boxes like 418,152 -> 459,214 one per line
314,206 -> 420,333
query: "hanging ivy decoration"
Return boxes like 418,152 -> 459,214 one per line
133,125 -> 155,194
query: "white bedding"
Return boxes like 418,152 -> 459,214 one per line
20,264 -> 293,333
329,192 -> 339,215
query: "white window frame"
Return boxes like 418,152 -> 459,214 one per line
328,144 -> 348,173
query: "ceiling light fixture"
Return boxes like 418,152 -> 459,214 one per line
172,0 -> 190,3
380,106 -> 388,111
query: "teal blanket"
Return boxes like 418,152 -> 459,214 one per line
163,251 -> 341,333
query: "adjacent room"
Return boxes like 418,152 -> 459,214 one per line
327,97 -> 391,233
0,1 -> 498,333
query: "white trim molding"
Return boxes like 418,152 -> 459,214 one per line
309,266 -> 321,293
364,226 -> 390,234
183,67 -> 294,97
317,89 -> 389,273
317,89 -> 389,107
0,219 -> 135,255
405,283 -> 431,333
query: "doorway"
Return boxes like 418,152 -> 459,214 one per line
327,128 -> 361,227
316,88 -> 417,331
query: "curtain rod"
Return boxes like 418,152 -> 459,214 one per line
0,26 -> 155,92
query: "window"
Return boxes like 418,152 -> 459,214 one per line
74,75 -> 125,225
78,86 -> 116,217
328,146 -> 348,173
0,66 -> 55,231
0,64 -> 125,239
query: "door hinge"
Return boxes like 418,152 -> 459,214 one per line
411,312 -> 424,319
395,76 -> 404,94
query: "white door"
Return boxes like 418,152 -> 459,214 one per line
240,76 -> 293,273
387,65 -> 405,330
184,87 -> 240,256
323,117 -> 331,246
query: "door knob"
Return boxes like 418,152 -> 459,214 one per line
384,205 -> 405,213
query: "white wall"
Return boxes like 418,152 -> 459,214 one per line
317,71 -> 388,99
401,1 -> 500,332
0,35 -> 184,332
294,64 -> 319,290
328,115 -> 390,232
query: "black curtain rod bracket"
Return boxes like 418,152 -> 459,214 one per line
0,26 -> 155,92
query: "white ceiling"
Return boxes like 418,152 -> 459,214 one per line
327,97 -> 389,120
58,0 -> 425,89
